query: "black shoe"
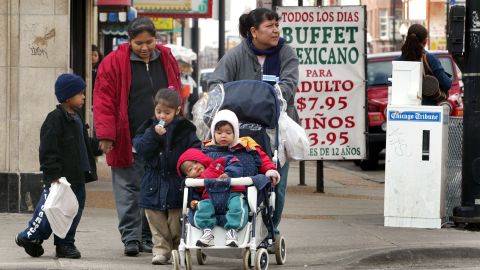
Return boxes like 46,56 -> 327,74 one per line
15,234 -> 44,257
139,240 -> 153,253
124,240 -> 139,256
56,244 -> 81,259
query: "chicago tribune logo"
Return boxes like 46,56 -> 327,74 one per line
388,111 -> 441,122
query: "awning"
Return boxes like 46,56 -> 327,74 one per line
101,25 -> 128,36
134,0 -> 190,11
97,0 -> 130,6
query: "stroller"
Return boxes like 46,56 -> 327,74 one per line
172,81 -> 287,270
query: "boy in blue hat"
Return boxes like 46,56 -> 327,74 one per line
15,73 -> 99,259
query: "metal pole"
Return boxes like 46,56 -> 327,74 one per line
181,19 -> 185,46
191,18 -> 199,90
392,0 -> 396,50
316,0 -> 325,193
317,160 -> 324,193
297,0 -> 306,187
218,0 -> 225,60
461,0 -> 480,207
299,161 -> 306,186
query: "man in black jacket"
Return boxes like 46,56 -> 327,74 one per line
15,73 -> 98,259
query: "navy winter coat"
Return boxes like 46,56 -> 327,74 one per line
40,105 -> 98,184
133,117 -> 201,211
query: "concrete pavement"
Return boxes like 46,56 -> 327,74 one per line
2,160 -> 480,269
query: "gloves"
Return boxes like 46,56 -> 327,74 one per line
266,169 -> 280,185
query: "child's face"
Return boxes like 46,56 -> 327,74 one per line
92,51 -> 99,65
214,123 -> 234,147
154,103 -> 179,126
181,160 -> 206,178
65,90 -> 85,110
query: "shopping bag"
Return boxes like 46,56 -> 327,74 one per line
279,111 -> 309,161
43,177 -> 79,239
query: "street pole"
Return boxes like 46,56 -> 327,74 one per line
451,0 -> 480,223
391,0 -> 396,50
218,0 -> 225,61
298,0 -> 306,187
461,0 -> 480,208
316,0 -> 324,193
191,18 -> 199,91
181,19 -> 185,46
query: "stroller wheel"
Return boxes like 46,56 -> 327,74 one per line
274,235 -> 287,265
185,250 -> 193,270
196,249 -> 207,265
172,250 -> 181,270
255,248 -> 269,270
242,248 -> 252,269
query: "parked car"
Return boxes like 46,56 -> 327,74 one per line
357,51 -> 463,170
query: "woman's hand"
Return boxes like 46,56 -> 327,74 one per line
266,169 -> 280,186
99,140 -> 114,154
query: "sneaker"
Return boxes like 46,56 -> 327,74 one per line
225,229 -> 238,247
139,240 -> 153,253
151,254 -> 169,265
196,229 -> 214,247
15,234 -> 44,257
56,244 -> 81,259
124,240 -> 139,256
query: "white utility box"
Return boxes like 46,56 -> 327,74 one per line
390,61 -> 422,106
384,105 -> 448,228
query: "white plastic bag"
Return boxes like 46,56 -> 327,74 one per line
43,177 -> 79,239
279,112 -> 309,161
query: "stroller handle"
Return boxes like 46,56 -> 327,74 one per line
184,177 -> 253,187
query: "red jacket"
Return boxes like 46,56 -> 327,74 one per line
93,43 -> 181,168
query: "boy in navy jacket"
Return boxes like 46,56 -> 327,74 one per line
15,74 -> 98,259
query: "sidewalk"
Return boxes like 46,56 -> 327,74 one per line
1,160 -> 480,269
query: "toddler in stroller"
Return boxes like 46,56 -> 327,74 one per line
177,148 -> 247,247
175,105 -> 285,270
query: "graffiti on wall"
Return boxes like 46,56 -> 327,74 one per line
29,28 -> 55,59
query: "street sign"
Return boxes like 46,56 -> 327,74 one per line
277,5 -> 367,160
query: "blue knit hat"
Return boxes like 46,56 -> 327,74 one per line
54,73 -> 86,103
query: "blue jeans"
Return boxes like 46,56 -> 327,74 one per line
19,183 -> 85,246
273,162 -> 289,233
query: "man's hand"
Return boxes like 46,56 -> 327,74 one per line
219,173 -> 229,178
99,140 -> 114,154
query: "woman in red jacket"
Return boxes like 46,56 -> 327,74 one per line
93,17 -> 181,257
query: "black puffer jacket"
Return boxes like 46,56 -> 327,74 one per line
39,105 -> 98,184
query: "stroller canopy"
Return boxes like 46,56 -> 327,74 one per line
203,80 -> 280,129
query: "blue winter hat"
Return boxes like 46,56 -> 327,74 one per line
55,73 -> 86,103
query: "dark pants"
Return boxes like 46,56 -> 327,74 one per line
19,183 -> 85,246
111,153 -> 151,244
273,162 -> 289,234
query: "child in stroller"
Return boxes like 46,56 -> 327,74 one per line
177,110 -> 280,269
177,110 -> 279,247
177,148 -> 246,247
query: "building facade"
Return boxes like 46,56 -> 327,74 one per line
1,0 -> 92,213
364,0 -> 450,53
